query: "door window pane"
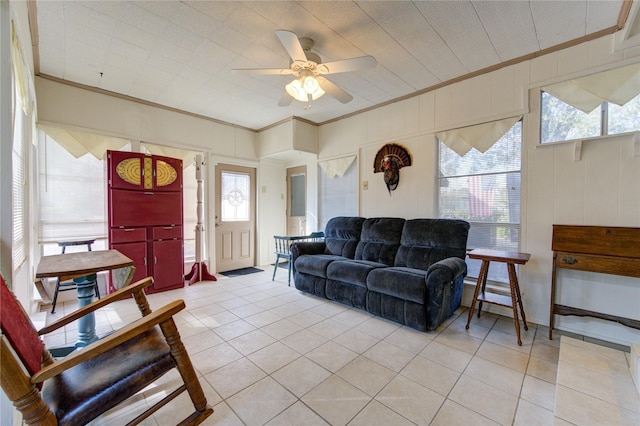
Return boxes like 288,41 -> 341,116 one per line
290,174 -> 306,217
221,171 -> 249,222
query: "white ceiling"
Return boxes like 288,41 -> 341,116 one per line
34,1 -> 626,131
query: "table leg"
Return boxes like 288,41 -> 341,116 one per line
74,274 -> 99,348
466,260 -> 489,329
507,264 -> 522,346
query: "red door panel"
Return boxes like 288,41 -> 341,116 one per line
151,239 -> 184,292
108,151 -> 145,191
153,156 -> 182,192
109,242 -> 148,292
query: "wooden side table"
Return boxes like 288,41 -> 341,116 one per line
465,248 -> 531,345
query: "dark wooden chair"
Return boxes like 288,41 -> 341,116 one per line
272,232 -> 324,286
0,274 -> 213,425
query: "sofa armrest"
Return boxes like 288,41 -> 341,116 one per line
290,242 -> 326,261
426,257 -> 467,283
423,257 -> 468,330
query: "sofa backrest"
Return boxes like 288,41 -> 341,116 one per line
355,217 -> 405,266
323,216 -> 366,258
395,219 -> 470,270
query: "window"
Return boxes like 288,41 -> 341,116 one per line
220,171 -> 250,222
38,132 -> 108,256
438,121 -> 522,283
12,84 -> 27,268
541,92 -> 640,143
540,63 -> 640,143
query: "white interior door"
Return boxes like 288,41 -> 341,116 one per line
287,166 -> 307,236
215,164 -> 256,272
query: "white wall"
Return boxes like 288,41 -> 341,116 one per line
317,34 -> 640,346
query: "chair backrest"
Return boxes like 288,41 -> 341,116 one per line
0,275 -> 43,377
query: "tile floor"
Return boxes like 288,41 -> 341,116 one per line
39,268 -> 632,425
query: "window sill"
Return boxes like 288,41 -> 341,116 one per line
536,131 -> 640,161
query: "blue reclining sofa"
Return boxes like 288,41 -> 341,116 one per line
291,216 -> 470,331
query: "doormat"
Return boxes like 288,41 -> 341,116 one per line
220,267 -> 264,277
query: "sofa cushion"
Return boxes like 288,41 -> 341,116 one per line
327,259 -> 388,287
355,217 -> 405,266
323,217 -> 365,258
395,219 -> 469,270
366,267 -> 428,304
295,254 -> 346,278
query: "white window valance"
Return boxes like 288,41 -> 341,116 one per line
140,142 -> 201,169
39,125 -> 129,160
436,116 -> 522,156
542,62 -> 640,113
318,155 -> 356,178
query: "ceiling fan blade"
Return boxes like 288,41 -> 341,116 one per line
317,77 -> 353,104
317,56 -> 377,74
232,68 -> 293,75
278,91 -> 293,107
275,30 -> 307,63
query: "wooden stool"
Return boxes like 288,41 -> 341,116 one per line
465,248 -> 531,345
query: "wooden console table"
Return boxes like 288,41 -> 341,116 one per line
549,225 -> 640,339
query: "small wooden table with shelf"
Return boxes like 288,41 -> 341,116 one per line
465,248 -> 531,345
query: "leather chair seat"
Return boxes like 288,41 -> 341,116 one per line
42,328 -> 174,426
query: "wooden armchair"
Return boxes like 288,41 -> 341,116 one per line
0,275 -> 213,425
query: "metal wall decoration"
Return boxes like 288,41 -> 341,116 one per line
373,143 -> 412,194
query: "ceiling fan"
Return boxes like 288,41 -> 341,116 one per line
233,30 -> 377,106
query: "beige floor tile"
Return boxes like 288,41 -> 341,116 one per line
464,356 -> 525,396
520,375 -> 556,411
337,355 -> 397,396
555,385 -> 640,426
307,340 -> 359,372
228,328 -> 277,355
260,318 -> 304,340
476,340 -> 530,373
400,355 -> 460,396
243,309 -> 283,328
557,361 -> 640,413
302,375 -> 372,426
431,399 -> 499,426
530,339 -> 561,363
434,327 -> 484,355
266,401 -> 329,425
204,357 -> 266,399
383,326 -> 433,354
450,316 -> 493,340
364,340 -> 415,372
198,310 -> 240,328
354,316 -> 400,339
419,340 -> 473,372
271,356 -> 332,397
560,337 -> 632,379
333,329 -> 380,354
211,319 -> 256,341
485,328 -> 534,354
331,309 -> 373,327
287,309 -> 327,327
526,356 -> 558,384
281,329 -> 328,354
376,375 -> 445,425
226,376 -> 297,425
190,341 -> 244,375
449,375 -> 518,426
207,401 -> 247,425
309,318 -> 352,339
247,341 -> 301,374
513,399 -> 554,426
348,400 -> 414,426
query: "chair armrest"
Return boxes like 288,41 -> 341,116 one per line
38,277 -> 154,335
31,299 -> 185,384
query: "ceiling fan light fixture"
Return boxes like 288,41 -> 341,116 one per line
286,75 -> 325,102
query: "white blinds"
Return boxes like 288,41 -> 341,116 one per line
435,116 -> 522,156
318,155 -> 356,178
542,63 -> 640,113
39,125 -> 129,159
